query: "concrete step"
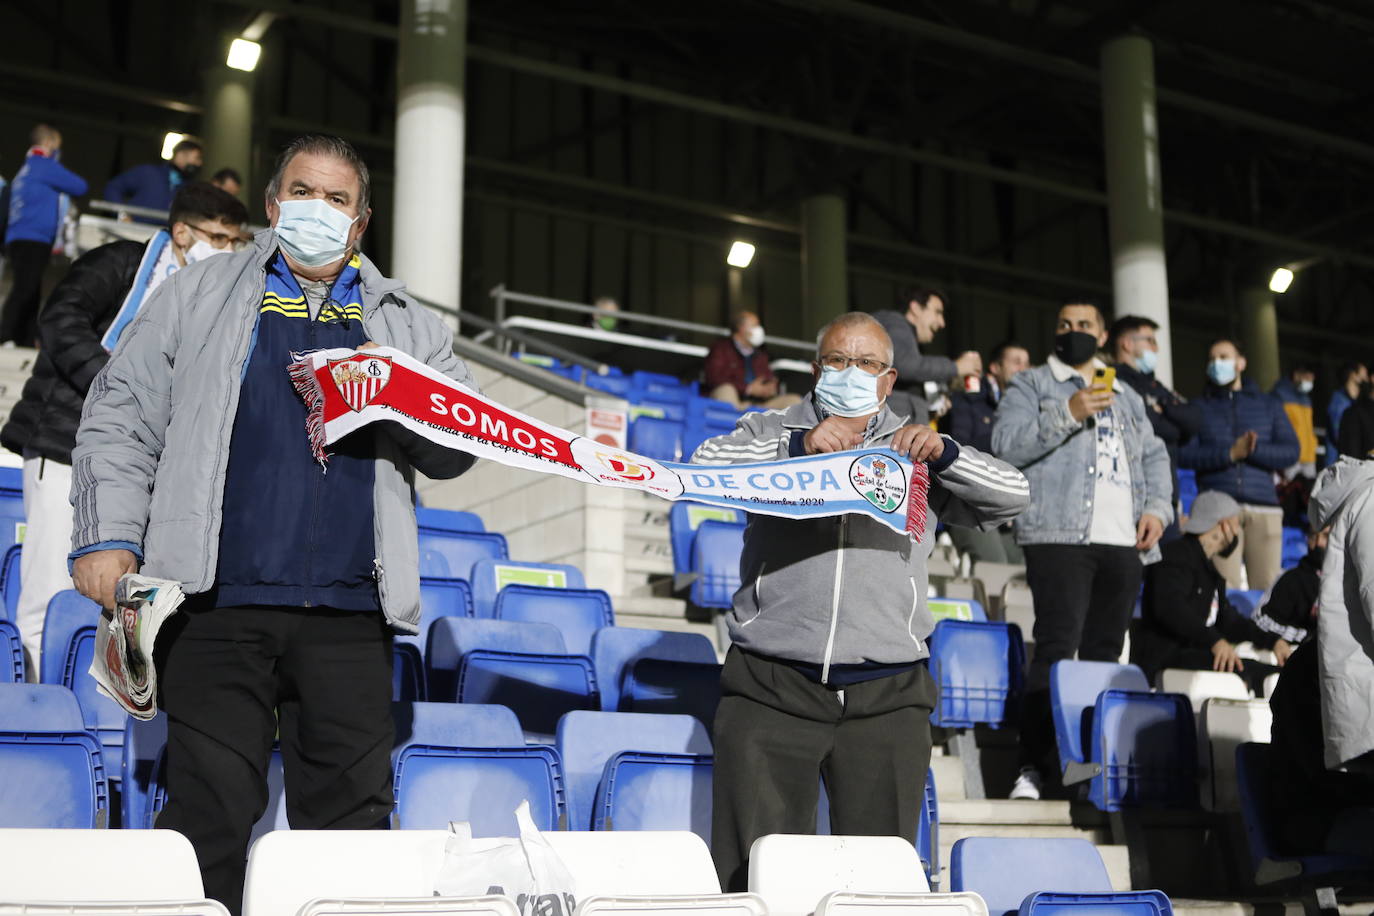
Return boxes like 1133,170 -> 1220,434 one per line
615,594 -> 695,620
938,798 -> 1079,826
930,754 -> 966,802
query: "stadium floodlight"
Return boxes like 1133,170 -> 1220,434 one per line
161,132 -> 185,160
727,241 -> 756,269
227,38 -> 262,72
1268,267 -> 1294,294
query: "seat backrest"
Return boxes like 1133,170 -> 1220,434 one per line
749,835 -> 929,916
1050,661 -> 1149,771
577,895 -> 766,916
393,701 -> 525,750
1090,690 -> 1196,812
632,400 -> 689,423
622,658 -> 722,729
0,544 -> 19,622
122,712 -> 168,829
1232,742 -> 1278,872
425,618 -> 567,701
1225,589 -> 1265,619
669,503 -> 745,578
297,898 -> 514,916
416,530 -> 508,581
392,744 -> 567,833
591,626 -> 719,712
928,620 -> 1025,729
556,710 -> 712,830
690,521 -> 745,609
814,892 -> 989,916
593,751 -> 713,843
1158,669 -> 1250,714
0,488 -> 24,555
416,506 -> 485,533
949,838 -> 1111,916
0,828 -> 204,900
456,651 -> 598,740
586,373 -> 633,398
632,372 -> 692,405
40,590 -> 101,686
493,585 -> 614,655
550,831 -> 721,896
928,598 -> 988,624
1176,469 -> 1198,516
629,416 -> 684,463
393,642 -> 426,703
469,558 -> 587,619
1201,699 -> 1272,812
0,619 -> 22,682
1019,891 -> 1172,916
63,628 -> 130,772
0,731 -> 109,827
415,577 -> 474,656
0,682 -> 85,730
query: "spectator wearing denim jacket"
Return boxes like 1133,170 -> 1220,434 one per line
991,302 -> 1173,801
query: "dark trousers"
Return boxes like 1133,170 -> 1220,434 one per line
155,606 -> 395,916
0,240 -> 51,345
711,647 -> 936,892
1018,544 -> 1143,776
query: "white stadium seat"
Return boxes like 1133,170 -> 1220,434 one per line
1202,697 -> 1273,811
816,892 -> 989,916
1157,668 -> 1251,714
0,829 -> 206,902
749,836 -> 929,916
575,895 -> 767,916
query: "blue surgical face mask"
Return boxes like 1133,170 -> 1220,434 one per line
813,365 -> 885,418
1136,347 -> 1158,375
273,198 -> 358,268
1207,358 -> 1238,386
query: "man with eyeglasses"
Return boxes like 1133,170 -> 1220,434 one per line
0,181 -> 247,676
693,311 -> 1030,891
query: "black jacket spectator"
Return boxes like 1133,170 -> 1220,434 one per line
1132,534 -> 1277,688
0,240 -> 142,463
1253,550 -> 1321,648
1116,362 -> 1202,508
1336,397 -> 1374,460
946,378 -> 998,452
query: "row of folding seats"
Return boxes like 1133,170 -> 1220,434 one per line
631,396 -> 765,463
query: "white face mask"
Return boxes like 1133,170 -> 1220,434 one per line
273,198 -> 358,268
183,239 -> 229,266
1297,379 -> 1314,395
746,325 -> 765,348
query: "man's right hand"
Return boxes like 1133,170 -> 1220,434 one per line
954,351 -> 983,379
1230,430 -> 1259,462
804,416 -> 866,455
72,549 -> 139,610
1211,638 -> 1245,673
1068,387 -> 1114,422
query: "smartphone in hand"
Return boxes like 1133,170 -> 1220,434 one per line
1093,366 -> 1116,392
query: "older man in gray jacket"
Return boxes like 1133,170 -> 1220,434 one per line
69,136 -> 475,915
693,311 -> 1029,891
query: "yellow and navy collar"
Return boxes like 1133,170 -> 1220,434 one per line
262,252 -> 364,323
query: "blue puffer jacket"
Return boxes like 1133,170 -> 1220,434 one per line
1179,378 -> 1299,506
6,150 -> 87,245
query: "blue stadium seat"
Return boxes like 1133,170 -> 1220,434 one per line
494,585 -> 614,655
621,657 -> 721,729
690,520 -> 744,609
585,372 -> 632,398
418,548 -> 450,578
629,416 -> 684,462
949,837 -> 1113,916
417,529 -> 508,581
416,506 -> 485,533
393,744 -> 568,833
556,710 -> 711,830
0,730 -> 109,827
1050,660 -> 1149,785
1280,526 -> 1307,570
1089,689 -> 1196,811
410,576 -> 474,663
593,751 -> 713,842
632,400 -> 688,423
0,544 -> 19,622
929,597 -> 988,623
632,371 -> 693,405
0,467 -> 20,491
1234,741 -> 1374,885
121,712 -> 167,829
456,650 -> 598,740
425,617 -> 567,701
393,642 -> 426,702
393,701 -> 525,749
681,396 -> 753,459
1020,891 -> 1173,916
929,620 -> 1025,729
0,619 -> 22,682
1226,589 -> 1265,618
61,625 -> 129,777
668,502 -> 745,581
470,558 -> 586,619
41,590 -> 101,686
0,484 -> 25,557
0,682 -> 85,730
1176,468 -> 1198,517
590,626 -> 718,712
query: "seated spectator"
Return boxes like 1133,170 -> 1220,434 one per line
590,295 -> 620,331
704,311 -> 798,409
1179,339 -> 1299,591
1252,526 -> 1326,655
211,167 -> 243,196
104,136 -> 203,219
1272,362 -> 1319,480
1132,490 -> 1281,695
1325,360 -> 1368,466
945,340 -> 1029,563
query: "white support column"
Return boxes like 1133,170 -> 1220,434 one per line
1241,287 -> 1281,391
202,41 -> 255,205
1101,35 -> 1173,385
394,0 -> 467,326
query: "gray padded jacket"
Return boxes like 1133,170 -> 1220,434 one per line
691,396 -> 1029,682
70,230 -> 477,634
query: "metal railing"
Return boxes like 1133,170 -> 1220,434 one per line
87,199 -> 173,223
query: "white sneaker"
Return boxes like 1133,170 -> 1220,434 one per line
1010,765 -> 1042,801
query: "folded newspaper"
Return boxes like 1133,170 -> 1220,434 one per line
88,574 -> 186,720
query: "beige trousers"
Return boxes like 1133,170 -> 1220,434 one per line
1212,503 -> 1284,591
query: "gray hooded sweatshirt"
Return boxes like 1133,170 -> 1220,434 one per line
1309,457 -> 1374,771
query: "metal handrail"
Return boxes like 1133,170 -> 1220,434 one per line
87,199 -> 171,222
490,284 -> 816,354
405,292 -> 610,376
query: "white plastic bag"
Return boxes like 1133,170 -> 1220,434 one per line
434,801 -> 578,916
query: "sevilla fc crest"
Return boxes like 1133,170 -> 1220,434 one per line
329,354 -> 392,412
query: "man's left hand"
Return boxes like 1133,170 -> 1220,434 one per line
1135,513 -> 1165,551
891,424 -> 945,463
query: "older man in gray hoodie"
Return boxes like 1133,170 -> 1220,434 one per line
692,311 -> 1029,891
